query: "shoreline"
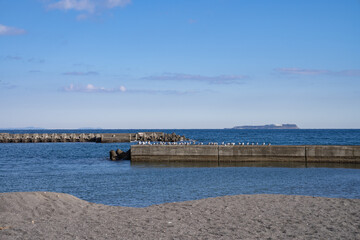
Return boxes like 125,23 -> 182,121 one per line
1,192 -> 359,239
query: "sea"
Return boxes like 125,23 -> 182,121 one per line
1,129 -> 360,207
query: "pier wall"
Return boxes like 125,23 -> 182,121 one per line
306,145 -> 360,162
131,145 -> 219,162
130,145 -> 360,163
219,145 -> 305,162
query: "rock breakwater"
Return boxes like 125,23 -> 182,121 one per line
0,132 -> 187,143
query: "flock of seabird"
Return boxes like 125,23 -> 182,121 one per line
137,141 -> 271,146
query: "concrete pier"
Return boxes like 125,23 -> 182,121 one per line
0,132 -> 186,144
130,145 -> 360,163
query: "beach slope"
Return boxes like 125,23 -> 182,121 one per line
1,192 -> 359,239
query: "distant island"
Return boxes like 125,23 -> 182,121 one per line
227,124 -> 299,129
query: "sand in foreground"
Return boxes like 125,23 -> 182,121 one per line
0,192 -> 359,239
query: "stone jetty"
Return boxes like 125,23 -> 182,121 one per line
0,132 -> 187,143
127,144 -> 360,163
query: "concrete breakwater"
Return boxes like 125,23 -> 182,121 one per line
0,132 -> 186,143
129,145 -> 360,163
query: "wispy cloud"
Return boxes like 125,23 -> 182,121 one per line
28,58 -> 45,64
126,89 -> 195,95
335,69 -> 360,77
188,19 -> 197,24
106,0 -> 131,8
142,73 -> 248,85
5,55 -> 22,60
275,68 -> 360,77
63,83 -> 195,95
63,71 -> 99,76
63,83 -> 126,92
3,55 -> 45,63
0,24 -> 26,36
47,0 -> 131,13
73,63 -> 94,68
76,14 -> 89,20
275,68 -> 330,76
0,80 -> 17,89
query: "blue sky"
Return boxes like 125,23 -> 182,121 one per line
0,0 -> 359,129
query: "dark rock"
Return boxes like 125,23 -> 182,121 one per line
110,149 -> 130,160
110,150 -> 117,161
116,149 -> 123,156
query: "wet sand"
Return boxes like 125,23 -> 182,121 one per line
1,192 -> 359,239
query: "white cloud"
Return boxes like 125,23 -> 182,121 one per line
48,0 -> 95,12
0,24 -> 26,36
63,83 -> 126,93
63,84 -> 195,95
48,0 -> 131,13
119,86 -> 126,92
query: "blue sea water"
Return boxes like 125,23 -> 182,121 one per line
0,129 -> 360,207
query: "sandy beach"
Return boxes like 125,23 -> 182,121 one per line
0,192 -> 359,239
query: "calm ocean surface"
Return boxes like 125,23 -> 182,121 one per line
1,129 -> 360,207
